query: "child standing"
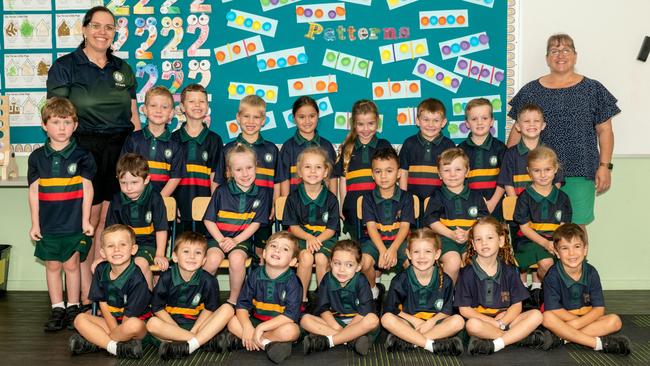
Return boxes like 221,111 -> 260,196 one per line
301,240 -> 380,356
28,97 -> 96,331
283,147 -> 339,304
381,228 -> 464,355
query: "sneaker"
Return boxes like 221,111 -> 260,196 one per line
517,329 -> 545,349
602,335 -> 631,355
432,336 -> 464,356
159,341 -> 190,360
385,333 -> 412,352
217,330 -> 243,352
64,305 -> 80,330
467,337 -> 494,356
351,335 -> 370,356
44,307 -> 66,332
116,339 -> 143,359
69,333 -> 98,355
541,330 -> 564,351
303,334 -> 330,355
265,341 -> 292,364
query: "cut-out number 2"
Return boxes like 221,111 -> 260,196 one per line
187,14 -> 210,57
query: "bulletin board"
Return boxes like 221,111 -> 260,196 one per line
0,0 -> 507,153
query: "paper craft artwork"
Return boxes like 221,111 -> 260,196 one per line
372,80 -> 421,100
316,96 -> 334,117
451,95 -> 502,116
379,38 -> 428,64
463,0 -> 495,9
413,58 -> 463,93
322,49 -> 373,78
55,0 -> 102,10
112,17 -> 129,59
260,0 -> 300,12
3,54 -> 51,89
214,35 -> 265,65
454,56 -> 504,86
256,46 -> 308,72
228,82 -> 278,104
386,0 -> 418,11
160,16 -> 184,59
396,107 -> 417,126
439,31 -> 490,60
419,10 -> 468,29
296,3 -> 346,23
6,91 -> 46,127
106,0 -> 129,16
341,0 -> 371,5
226,9 -> 278,37
287,75 -> 338,97
3,14 -> 52,49
55,13 -> 84,49
4,0 -> 51,11
282,109 -> 296,129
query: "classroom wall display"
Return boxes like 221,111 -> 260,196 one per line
0,0 -> 508,153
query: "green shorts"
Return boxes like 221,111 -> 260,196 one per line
335,315 -> 380,343
440,237 -> 467,256
34,232 -> 91,262
207,239 -> 252,256
342,221 -> 360,242
514,240 -> 554,270
136,246 -> 157,265
299,238 -> 336,257
561,177 -> 596,225
361,241 -> 408,270
253,225 -> 273,249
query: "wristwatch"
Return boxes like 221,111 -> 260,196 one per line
497,320 -> 506,330
599,162 -> 614,170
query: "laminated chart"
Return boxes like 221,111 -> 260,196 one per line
419,10 -> 468,29
372,80 -> 421,100
439,32 -> 490,60
379,38 -> 428,64
296,3 -> 346,23
341,0 -> 371,5
454,57 -> 504,86
260,0 -> 301,12
412,59 -> 462,93
451,95 -> 502,116
386,0 -> 419,11
226,111 -> 276,138
463,0 -> 495,9
322,49 -> 373,78
256,46 -> 308,72
226,9 -> 278,37
448,120 -> 498,139
396,107 -> 417,126
282,96 -> 333,128
335,112 -> 383,131
214,35 -> 265,65
287,75 -> 338,97
228,82 -> 278,103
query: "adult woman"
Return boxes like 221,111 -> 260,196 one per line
46,6 -> 140,310
507,34 -> 618,231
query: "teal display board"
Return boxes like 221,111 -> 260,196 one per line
0,0 -> 506,153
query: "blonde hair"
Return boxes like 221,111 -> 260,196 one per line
438,147 -> 469,170
41,97 -> 77,124
101,224 -> 136,247
239,95 -> 266,113
297,146 -> 331,181
527,146 -> 559,169
408,228 -> 444,289
225,143 -> 257,177
464,97 -> 493,120
144,86 -> 174,105
465,216 -> 517,266
546,33 -> 576,55
337,99 -> 379,175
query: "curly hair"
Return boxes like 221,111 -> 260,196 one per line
464,216 -> 517,266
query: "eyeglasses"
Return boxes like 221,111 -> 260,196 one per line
548,48 -> 574,57
87,22 -> 116,32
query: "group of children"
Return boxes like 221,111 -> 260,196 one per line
27,84 -> 631,362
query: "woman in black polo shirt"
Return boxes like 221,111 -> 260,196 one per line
46,6 -> 140,311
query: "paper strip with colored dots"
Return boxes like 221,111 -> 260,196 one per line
322,49 -> 373,78
282,109 -> 297,129
296,3 -> 346,23
451,95 -> 502,116
261,111 -> 277,131
462,0 -> 495,9
256,46 -> 308,72
227,82 -> 278,103
386,0 -> 419,11
316,96 -> 334,117
260,0 -> 301,12
396,107 -> 417,126
439,32 -> 490,60
225,9 -> 278,37
454,56 -> 504,86
372,80 -> 421,100
287,75 -> 338,97
335,112 -> 384,131
214,35 -> 265,65
378,38 -> 429,64
341,0 -> 371,5
412,59 -> 463,93
419,10 -> 468,29
448,120 -> 498,139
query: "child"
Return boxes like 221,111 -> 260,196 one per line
70,224 -> 150,359
514,146 -> 572,281
381,228 -> 464,355
171,84 -> 224,234
106,153 -> 169,289
147,231 -> 235,359
278,96 -> 337,196
455,217 -> 548,356
121,86 -> 183,196
360,147 -> 414,302
283,146 -> 340,304
224,95 -> 280,260
542,224 -> 630,355
220,231 -> 302,364
398,98 -> 455,203
335,99 -> 392,240
203,144 -> 271,304
423,148 -> 489,283
28,97 -> 96,331
458,98 -> 506,218
301,240 -> 380,356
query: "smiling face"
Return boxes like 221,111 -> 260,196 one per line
101,229 -> 137,266
181,91 -> 208,123
416,110 -> 447,140
143,94 -> 174,126
82,10 -> 116,54
465,105 -> 494,138
298,151 -> 328,186
515,110 -> 546,139
330,249 -> 361,284
43,116 -> 77,145
528,157 -> 558,188
354,112 -> 378,144
294,104 -> 319,137
371,157 -> 399,191
546,41 -> 577,75
263,237 -> 297,268
555,236 -> 587,271
237,105 -> 265,137
439,156 -> 468,191
471,223 -> 504,259
407,239 -> 440,272
229,151 -> 257,191
172,241 -> 207,273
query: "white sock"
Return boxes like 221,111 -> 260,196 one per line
493,337 -> 505,352
530,282 -> 542,290
371,286 -> 379,300
261,338 -> 271,348
106,340 -> 117,355
52,302 -> 65,309
594,337 -> 603,351
327,335 -> 335,348
424,339 -> 434,353
188,337 -> 200,353
67,302 -> 79,308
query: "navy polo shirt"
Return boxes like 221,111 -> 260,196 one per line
543,261 -> 605,315
313,272 -> 374,320
28,139 -> 96,234
458,133 -> 506,199
47,47 -> 136,134
283,183 -> 340,237
384,266 -> 454,318
277,131 -> 337,193
223,134 -> 280,192
236,266 -> 302,323
203,180 -> 271,237
423,185 -> 489,234
454,259 -> 529,315
151,264 -> 220,325
497,140 -> 564,196
361,187 -> 414,244
513,186 -> 572,243
121,127 -> 184,193
171,124 -> 224,220
399,133 -> 456,202
89,260 -> 151,320
106,184 -> 168,248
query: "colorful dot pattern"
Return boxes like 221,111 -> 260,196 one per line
378,38 -> 429,64
454,56 -> 504,86
419,10 -> 468,29
451,95 -> 502,116
296,3 -> 346,23
438,31 -> 490,60
322,49 -> 373,78
214,35 -> 265,65
396,107 -> 417,126
372,80 -> 421,100
260,0 -> 300,12
227,82 -> 279,103
412,58 -> 463,93
225,9 -> 278,37
287,75 -> 339,97
256,46 -> 308,72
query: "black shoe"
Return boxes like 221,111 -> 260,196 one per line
467,337 -> 494,356
266,341 -> 292,364
351,335 -> 370,356
64,305 -> 80,330
541,330 -> 564,351
385,333 -> 413,352
217,330 -> 243,352
601,335 -> 631,355
69,333 -> 98,355
373,283 -> 386,314
159,341 -> 190,360
116,339 -> 143,359
203,334 -> 221,353
78,303 -> 93,314
432,336 -> 464,356
517,329 -> 545,349
44,307 -> 66,332
303,334 -> 330,355
529,288 -> 544,308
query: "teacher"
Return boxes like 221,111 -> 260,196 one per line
507,34 -> 619,232
46,6 -> 140,309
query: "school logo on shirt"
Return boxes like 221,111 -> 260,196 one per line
145,211 -> 152,224
434,298 -> 444,311
489,155 -> 498,167
113,71 -> 126,87
164,149 -> 173,159
191,294 -> 201,307
264,153 -> 273,163
123,294 -> 128,304
501,291 -> 510,302
322,212 -> 329,222
555,210 -> 563,222
202,151 -> 208,162
395,210 -> 402,221
468,206 -> 478,218
67,163 -> 77,175
280,290 -> 286,303
252,199 -> 260,209
583,293 -> 591,305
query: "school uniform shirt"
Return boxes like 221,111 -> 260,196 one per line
513,185 -> 572,244
313,272 -> 374,321
384,266 -> 454,318
27,139 -> 96,235
106,184 -> 168,248
203,180 -> 271,236
361,186 -> 415,244
151,264 -> 220,325
89,260 -> 152,321
454,259 -> 529,315
121,127 -> 184,192
277,131 -> 337,193
398,133 -> 456,202
543,261 -> 605,316
236,266 -> 302,323
171,123 -> 224,220
497,140 -> 564,196
283,183 -> 340,239
223,134 -> 280,191
423,185 -> 489,233
458,133 -> 507,200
